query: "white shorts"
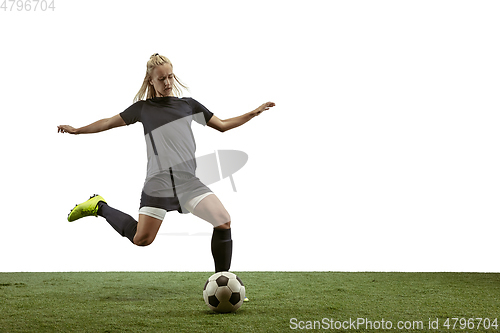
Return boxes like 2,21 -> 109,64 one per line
138,192 -> 213,221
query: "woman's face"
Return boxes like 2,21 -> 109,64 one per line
150,63 -> 174,97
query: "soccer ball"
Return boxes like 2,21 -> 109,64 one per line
203,271 -> 245,313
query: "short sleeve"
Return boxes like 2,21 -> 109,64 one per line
185,98 -> 214,125
120,101 -> 144,125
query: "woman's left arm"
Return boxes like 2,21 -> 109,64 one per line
207,102 -> 275,132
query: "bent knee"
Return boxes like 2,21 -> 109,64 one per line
134,239 -> 154,247
133,235 -> 156,247
215,221 -> 231,230
216,211 -> 231,226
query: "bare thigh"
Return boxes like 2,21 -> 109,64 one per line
191,194 -> 231,229
134,214 -> 163,246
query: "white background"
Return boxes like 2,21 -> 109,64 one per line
1,0 -> 499,272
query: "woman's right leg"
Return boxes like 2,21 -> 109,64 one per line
97,202 -> 163,246
134,214 -> 163,246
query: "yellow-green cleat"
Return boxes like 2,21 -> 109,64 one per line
67,194 -> 106,222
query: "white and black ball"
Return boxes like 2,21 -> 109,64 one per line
203,271 -> 245,313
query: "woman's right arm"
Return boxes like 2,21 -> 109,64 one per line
57,114 -> 126,134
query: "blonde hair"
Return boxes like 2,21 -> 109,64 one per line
134,53 -> 189,102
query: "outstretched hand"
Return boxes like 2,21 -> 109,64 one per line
254,102 -> 276,116
57,125 -> 78,134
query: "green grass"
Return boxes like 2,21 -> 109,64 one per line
0,272 -> 499,332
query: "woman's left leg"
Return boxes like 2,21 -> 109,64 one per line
190,194 -> 232,272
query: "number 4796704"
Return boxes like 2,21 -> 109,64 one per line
443,318 -> 498,330
1,0 -> 55,11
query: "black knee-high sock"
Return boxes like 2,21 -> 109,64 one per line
97,202 -> 137,244
211,228 -> 232,272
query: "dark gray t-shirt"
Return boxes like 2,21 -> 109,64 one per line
120,96 -> 214,197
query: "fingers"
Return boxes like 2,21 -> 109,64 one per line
57,125 -> 72,134
263,102 -> 275,111
258,102 -> 275,112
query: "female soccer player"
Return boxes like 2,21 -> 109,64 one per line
57,53 -> 275,273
